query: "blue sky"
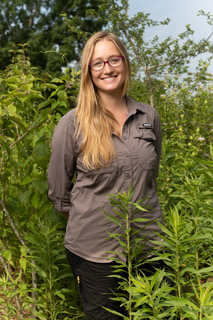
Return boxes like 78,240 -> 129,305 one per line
128,0 -> 213,72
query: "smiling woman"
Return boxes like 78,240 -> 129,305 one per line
48,31 -> 164,320
89,41 -> 126,97
75,32 -> 131,167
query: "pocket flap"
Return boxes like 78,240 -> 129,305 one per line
133,130 -> 156,141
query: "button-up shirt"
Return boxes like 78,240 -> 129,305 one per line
48,96 -> 164,263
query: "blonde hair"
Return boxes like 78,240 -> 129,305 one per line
75,31 -> 130,169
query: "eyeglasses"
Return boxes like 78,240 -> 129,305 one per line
89,55 -> 124,71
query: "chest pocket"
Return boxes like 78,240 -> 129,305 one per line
133,130 -> 157,171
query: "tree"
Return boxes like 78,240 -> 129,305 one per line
87,0 -> 213,106
0,0 -> 106,75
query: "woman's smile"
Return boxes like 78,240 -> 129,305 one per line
102,76 -> 117,82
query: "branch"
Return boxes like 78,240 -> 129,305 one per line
0,200 -> 26,246
148,31 -> 213,72
1,118 -> 48,157
0,252 -> 13,281
112,1 -> 213,75
109,2 -> 148,75
0,201 -> 38,316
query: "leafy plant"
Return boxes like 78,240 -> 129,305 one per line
0,48 -> 82,319
103,188 -> 173,319
104,187 -> 213,319
103,187 -> 151,318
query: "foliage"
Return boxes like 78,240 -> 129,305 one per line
103,188 -> 174,319
0,0 -> 107,75
104,187 -> 213,319
103,187 -> 152,318
93,0 -> 213,106
0,49 -> 83,319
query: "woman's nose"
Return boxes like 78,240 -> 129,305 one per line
103,62 -> 113,72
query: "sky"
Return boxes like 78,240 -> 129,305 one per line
128,0 -> 213,73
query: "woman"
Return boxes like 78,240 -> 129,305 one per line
48,31 -> 163,320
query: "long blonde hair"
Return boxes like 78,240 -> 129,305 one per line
75,31 -> 130,169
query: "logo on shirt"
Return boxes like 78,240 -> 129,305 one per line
143,123 -> 152,128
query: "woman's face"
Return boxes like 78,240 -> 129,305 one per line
89,39 -> 126,97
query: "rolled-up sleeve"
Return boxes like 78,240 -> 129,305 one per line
48,111 -> 76,213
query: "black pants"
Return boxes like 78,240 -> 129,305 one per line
66,249 -> 126,320
66,249 -> 171,320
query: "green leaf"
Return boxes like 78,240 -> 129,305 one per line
31,193 -> 40,209
135,295 -> 149,307
51,78 -> 64,83
8,115 -> 28,130
164,297 -> 197,308
21,176 -> 32,185
183,266 -> 213,275
131,217 -> 150,223
103,307 -> 127,318
7,103 -> 17,114
129,202 -> 148,211
40,83 -> 58,90
0,138 -> 11,158
38,98 -> 55,109
104,213 -> 122,227
156,222 -> 173,237
2,250 -> 12,262
32,141 -> 50,168
32,180 -> 48,194
19,257 -> 27,273
20,190 -> 33,205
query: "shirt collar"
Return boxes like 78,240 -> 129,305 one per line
126,96 -> 146,116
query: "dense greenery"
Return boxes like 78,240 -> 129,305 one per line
0,0 -> 106,75
104,184 -> 213,319
0,0 -> 212,318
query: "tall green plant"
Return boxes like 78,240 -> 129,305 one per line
26,220 -> 83,320
104,187 -> 213,319
103,188 -> 174,319
152,207 -> 213,319
0,49 -> 82,318
103,187 -> 148,318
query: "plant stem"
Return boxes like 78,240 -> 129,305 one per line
0,252 -> 23,319
125,201 -> 132,320
0,200 -> 26,246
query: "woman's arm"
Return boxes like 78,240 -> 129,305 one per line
48,113 -> 76,213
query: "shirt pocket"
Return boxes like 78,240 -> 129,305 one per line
133,130 -> 157,171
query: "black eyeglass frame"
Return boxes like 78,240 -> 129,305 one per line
89,55 -> 124,71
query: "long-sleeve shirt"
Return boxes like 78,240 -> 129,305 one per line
48,96 -> 164,263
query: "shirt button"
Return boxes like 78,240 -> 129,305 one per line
126,173 -> 131,179
123,136 -> 127,140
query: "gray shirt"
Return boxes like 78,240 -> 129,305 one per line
48,96 -> 164,263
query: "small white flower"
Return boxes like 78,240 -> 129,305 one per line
198,137 -> 205,141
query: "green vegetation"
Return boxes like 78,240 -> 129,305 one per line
0,0 -> 106,75
104,186 -> 213,319
0,0 -> 212,318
